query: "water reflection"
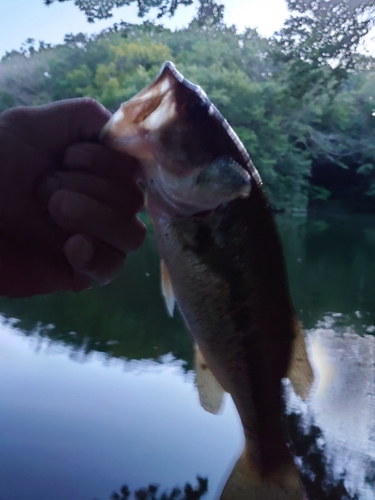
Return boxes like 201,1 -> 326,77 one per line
100,477 -> 208,500
0,230 -> 192,368
0,324 -> 242,500
287,313 -> 375,499
1,214 -> 375,499
280,213 -> 375,332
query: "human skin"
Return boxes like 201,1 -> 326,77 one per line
0,98 -> 146,297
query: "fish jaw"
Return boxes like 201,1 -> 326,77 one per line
102,61 -> 251,217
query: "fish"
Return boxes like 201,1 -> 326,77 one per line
101,61 -> 314,499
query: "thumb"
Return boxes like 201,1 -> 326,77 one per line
21,98 -> 111,155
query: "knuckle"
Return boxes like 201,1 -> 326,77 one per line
0,106 -> 30,128
69,98 -> 110,141
77,97 -> 108,119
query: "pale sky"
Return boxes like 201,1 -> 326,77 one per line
0,0 -> 289,57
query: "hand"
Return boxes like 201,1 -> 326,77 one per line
0,98 -> 146,297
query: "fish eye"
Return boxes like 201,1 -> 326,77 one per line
186,97 -> 210,121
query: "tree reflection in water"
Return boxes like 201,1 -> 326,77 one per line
96,477 -> 208,500
288,413 -> 357,499
286,314 -> 375,499
2,216 -> 375,499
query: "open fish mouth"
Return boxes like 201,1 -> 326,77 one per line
102,61 -> 252,215
101,61 -> 211,158
101,64 -> 172,152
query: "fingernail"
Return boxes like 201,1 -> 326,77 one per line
64,235 -> 95,270
37,174 -> 61,202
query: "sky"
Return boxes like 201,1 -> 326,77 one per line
0,0 -> 290,57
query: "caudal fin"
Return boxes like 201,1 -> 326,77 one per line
219,450 -> 305,500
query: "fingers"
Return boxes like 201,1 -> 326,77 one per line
48,190 -> 146,253
5,98 -> 112,155
36,143 -> 146,290
38,170 -> 144,215
63,142 -> 141,181
64,234 -> 126,290
38,98 -> 111,151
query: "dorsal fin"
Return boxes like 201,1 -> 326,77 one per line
287,319 -> 314,401
195,343 -> 226,415
160,259 -> 176,317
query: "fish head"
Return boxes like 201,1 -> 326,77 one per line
102,61 -> 252,216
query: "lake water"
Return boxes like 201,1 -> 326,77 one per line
1,213 -> 375,500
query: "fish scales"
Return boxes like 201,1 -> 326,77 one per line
153,183 -> 295,468
102,61 -> 313,499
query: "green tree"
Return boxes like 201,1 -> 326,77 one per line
2,17 -> 375,211
280,0 -> 375,69
274,0 -> 375,99
195,0 -> 225,28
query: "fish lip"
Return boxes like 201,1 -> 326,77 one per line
157,60 -> 211,109
158,61 -> 189,88
158,61 -> 182,81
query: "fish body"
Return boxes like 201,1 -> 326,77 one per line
102,62 -> 313,499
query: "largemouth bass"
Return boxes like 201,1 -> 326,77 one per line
102,62 -> 314,499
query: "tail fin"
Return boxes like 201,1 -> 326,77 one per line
219,450 -> 305,500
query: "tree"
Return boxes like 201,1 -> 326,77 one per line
44,0 -> 194,21
195,0 -> 224,28
3,17 -> 375,212
283,0 -> 375,63
103,477 -> 208,500
275,0 -> 375,87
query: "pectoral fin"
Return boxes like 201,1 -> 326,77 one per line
287,319 -> 314,401
195,344 -> 226,415
160,259 -> 175,317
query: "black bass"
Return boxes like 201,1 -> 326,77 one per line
102,62 -> 313,499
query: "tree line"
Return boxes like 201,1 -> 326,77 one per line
1,1 -> 375,212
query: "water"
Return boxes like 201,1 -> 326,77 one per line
0,213 -> 374,500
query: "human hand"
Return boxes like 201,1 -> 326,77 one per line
0,98 -> 146,297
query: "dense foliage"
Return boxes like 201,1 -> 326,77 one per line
279,0 -> 375,70
1,16 -> 375,211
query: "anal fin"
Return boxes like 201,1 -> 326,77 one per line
287,319 -> 314,401
195,343 -> 226,415
160,259 -> 176,317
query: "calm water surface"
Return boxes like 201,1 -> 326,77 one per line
1,213 -> 375,500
